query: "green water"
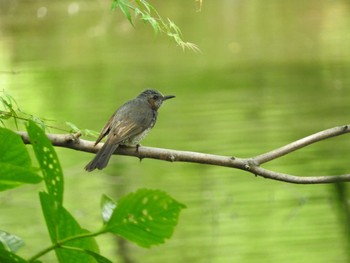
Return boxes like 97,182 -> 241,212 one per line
1,1 -> 350,262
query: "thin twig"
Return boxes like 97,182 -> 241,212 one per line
253,125 -> 350,164
17,124 -> 350,184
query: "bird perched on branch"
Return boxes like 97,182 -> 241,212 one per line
85,89 -> 175,171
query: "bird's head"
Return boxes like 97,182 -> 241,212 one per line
138,89 -> 175,110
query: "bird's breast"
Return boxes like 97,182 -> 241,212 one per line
121,127 -> 152,146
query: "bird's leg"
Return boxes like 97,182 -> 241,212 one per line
135,144 -> 143,162
136,144 -> 141,153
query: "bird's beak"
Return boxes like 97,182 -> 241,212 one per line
162,95 -> 175,101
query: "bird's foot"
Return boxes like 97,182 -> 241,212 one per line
136,144 -> 141,153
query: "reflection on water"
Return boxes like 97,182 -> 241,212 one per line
1,1 -> 350,262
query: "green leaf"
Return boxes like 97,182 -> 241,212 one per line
83,250 -> 113,263
144,15 -> 160,35
0,94 -> 19,129
81,129 -> 99,138
111,0 -> 118,11
167,18 -> 182,35
39,191 -> 59,242
65,122 -> 81,133
39,192 -> 99,263
0,128 -> 31,166
112,0 -> 133,25
0,110 -> 12,120
29,116 -> 47,131
26,120 -> 64,204
103,189 -> 186,248
135,0 -> 151,13
0,164 -> 42,191
101,194 -> 117,224
0,230 -> 25,253
0,247 -> 28,263
134,7 -> 142,18
62,247 -> 113,263
0,128 -> 42,191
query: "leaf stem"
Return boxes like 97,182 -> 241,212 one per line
27,229 -> 106,262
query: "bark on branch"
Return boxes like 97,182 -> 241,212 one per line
17,124 -> 350,184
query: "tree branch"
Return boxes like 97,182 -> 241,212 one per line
17,124 -> 350,184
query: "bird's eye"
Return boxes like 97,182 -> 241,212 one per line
153,95 -> 159,100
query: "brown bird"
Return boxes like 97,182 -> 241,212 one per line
85,89 -> 175,171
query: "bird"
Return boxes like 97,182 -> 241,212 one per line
85,89 -> 175,172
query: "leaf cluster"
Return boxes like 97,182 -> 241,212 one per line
0,121 -> 186,262
111,0 -> 200,52
0,90 -> 98,138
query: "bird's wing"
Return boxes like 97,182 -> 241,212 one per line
107,105 -> 155,145
106,119 -> 145,144
95,100 -> 155,146
93,112 -> 115,146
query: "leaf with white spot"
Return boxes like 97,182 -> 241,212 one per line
102,188 -> 186,248
0,247 -> 28,263
101,194 -> 117,224
26,121 -> 64,205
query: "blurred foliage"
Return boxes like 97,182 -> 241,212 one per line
0,91 -> 99,137
333,183 -> 350,262
0,120 -> 186,262
111,0 -> 200,52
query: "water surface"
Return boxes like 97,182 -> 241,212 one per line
1,1 -> 350,262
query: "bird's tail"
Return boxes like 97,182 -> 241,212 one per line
85,142 -> 119,172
